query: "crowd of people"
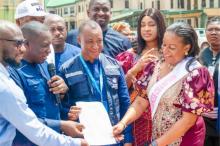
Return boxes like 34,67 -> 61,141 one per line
0,0 -> 219,146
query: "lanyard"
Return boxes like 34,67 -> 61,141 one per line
79,55 -> 103,101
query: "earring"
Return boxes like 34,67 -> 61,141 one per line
185,52 -> 188,56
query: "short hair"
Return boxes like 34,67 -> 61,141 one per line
0,20 -> 21,37
166,22 -> 200,70
88,0 -> 110,10
21,21 -> 49,40
78,20 -> 101,35
137,8 -> 166,54
44,14 -> 65,25
206,16 -> 220,27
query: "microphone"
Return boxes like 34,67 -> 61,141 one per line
47,63 -> 62,107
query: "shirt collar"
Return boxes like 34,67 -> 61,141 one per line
0,63 -> 10,78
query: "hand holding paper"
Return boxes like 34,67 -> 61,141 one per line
76,102 -> 117,146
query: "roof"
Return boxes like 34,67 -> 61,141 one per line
161,9 -> 203,15
47,0 -> 79,8
111,9 -> 141,22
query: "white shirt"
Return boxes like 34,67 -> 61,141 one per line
0,63 -> 80,146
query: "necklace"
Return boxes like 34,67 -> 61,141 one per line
157,61 -> 175,80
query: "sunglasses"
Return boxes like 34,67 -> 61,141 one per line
0,38 -> 27,48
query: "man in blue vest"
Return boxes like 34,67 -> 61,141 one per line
66,0 -> 131,58
13,21 -> 85,146
61,20 -> 132,146
0,20 -> 88,146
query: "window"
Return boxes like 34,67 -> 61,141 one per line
219,0 -> 220,8
210,0 -> 214,8
140,2 -> 143,9
60,8 -> 62,16
171,0 -> 174,8
64,7 -> 68,15
178,0 -> 184,8
152,1 -> 154,8
110,0 -> 113,8
202,0 -> 206,8
70,21 -> 76,29
49,10 -> 55,14
70,7 -> 75,14
125,0 -> 129,8
194,0 -> 198,9
157,0 -> 160,10
187,0 -> 191,10
187,19 -> 191,25
180,0 -> 184,8
78,5 -> 81,13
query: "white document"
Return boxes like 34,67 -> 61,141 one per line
76,101 -> 117,146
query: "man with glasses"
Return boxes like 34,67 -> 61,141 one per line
199,16 -> 220,146
0,20 -> 88,146
66,0 -> 131,58
12,21 -> 85,146
44,14 -> 80,75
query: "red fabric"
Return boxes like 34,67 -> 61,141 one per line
116,51 -> 153,145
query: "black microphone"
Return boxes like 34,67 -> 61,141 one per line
47,63 -> 62,107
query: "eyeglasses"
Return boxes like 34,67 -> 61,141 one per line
0,38 -> 27,48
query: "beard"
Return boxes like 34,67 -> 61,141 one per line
3,57 -> 20,67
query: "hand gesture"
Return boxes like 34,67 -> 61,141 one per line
132,48 -> 158,74
48,75 -> 68,95
61,120 -> 84,138
112,122 -> 126,142
68,106 -> 81,121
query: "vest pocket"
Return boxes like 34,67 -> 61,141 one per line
67,74 -> 90,98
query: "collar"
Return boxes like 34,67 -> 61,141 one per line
0,63 -> 10,78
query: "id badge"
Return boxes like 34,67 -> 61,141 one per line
208,66 -> 215,76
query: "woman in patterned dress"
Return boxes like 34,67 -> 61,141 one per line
115,8 -> 166,146
113,22 -> 214,146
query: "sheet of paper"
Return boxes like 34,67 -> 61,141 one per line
76,101 -> 117,146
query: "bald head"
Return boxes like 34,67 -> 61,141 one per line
44,14 -> 65,26
44,14 -> 67,51
21,21 -> 51,64
79,20 -> 102,35
0,20 -> 22,40
0,20 -> 25,66
21,21 -> 49,41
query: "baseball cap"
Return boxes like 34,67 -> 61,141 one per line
15,0 -> 46,19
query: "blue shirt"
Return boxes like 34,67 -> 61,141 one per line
0,63 -> 81,146
60,54 -> 133,144
55,43 -> 80,74
66,27 -> 132,58
13,60 -> 61,145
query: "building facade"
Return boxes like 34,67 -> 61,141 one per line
111,0 -> 220,28
0,0 -> 45,22
46,0 -> 220,30
46,0 -> 89,30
